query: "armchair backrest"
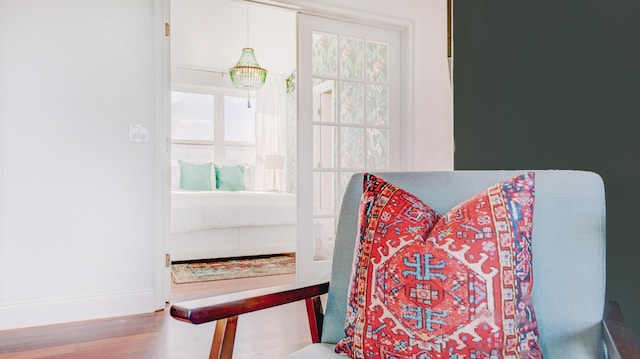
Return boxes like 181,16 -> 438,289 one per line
321,170 -> 606,358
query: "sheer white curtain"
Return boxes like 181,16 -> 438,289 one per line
254,75 -> 287,191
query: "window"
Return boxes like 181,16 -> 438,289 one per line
170,90 -> 256,166
223,96 -> 256,165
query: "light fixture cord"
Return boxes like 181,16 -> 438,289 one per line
246,5 -> 251,109
246,5 -> 250,47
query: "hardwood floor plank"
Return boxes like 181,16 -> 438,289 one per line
0,274 -> 310,358
0,313 -> 165,354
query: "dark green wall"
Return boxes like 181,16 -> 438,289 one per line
453,0 -> 640,333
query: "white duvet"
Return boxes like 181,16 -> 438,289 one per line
171,190 -> 296,233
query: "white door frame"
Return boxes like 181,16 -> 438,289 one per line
153,0 -> 414,304
0,0 -> 4,302
154,0 -> 172,309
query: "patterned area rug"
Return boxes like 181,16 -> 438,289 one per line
171,253 -> 295,284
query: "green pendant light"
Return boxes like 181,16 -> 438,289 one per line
229,48 -> 267,90
229,5 -> 267,100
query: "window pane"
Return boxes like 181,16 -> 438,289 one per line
312,32 -> 338,77
366,41 -> 389,83
224,96 -> 256,142
171,91 -> 215,141
366,84 -> 389,126
340,127 -> 364,169
340,36 -> 364,80
366,128 -> 389,170
339,81 -> 364,124
171,144 -> 214,164
313,125 -> 337,169
226,145 -> 256,165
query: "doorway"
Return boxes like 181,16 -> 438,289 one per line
167,0 -> 298,302
162,0 -> 409,303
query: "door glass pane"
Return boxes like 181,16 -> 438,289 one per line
339,81 -> 364,124
366,128 -> 389,170
312,32 -> 338,77
171,91 -> 214,141
224,96 -> 256,142
313,217 -> 335,261
171,144 -> 214,164
313,172 -> 336,216
285,70 -> 298,270
286,73 -> 297,194
366,41 -> 389,83
313,125 -> 337,169
340,127 -> 364,169
313,79 -> 336,123
366,84 -> 389,126
340,36 -> 364,80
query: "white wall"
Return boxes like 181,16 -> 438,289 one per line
0,0 -> 160,329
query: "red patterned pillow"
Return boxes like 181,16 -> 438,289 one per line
335,172 -> 543,358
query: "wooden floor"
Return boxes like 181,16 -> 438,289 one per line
0,273 -> 314,359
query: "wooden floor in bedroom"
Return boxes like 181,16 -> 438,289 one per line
0,273 -> 312,359
170,270 -> 296,301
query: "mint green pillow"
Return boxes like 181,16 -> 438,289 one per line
214,164 -> 246,191
179,160 -> 212,190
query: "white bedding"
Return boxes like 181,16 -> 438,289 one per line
171,190 -> 296,234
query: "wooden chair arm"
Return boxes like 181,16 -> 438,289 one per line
170,279 -> 329,325
603,299 -> 640,359
171,279 -> 330,358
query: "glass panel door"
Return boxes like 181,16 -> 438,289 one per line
297,14 -> 402,282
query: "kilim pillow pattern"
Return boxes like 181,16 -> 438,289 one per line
335,172 -> 543,358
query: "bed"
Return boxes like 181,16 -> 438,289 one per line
170,190 -> 297,261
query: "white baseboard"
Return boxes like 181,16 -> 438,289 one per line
0,290 -> 156,331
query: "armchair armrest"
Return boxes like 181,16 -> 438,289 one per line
170,278 -> 330,359
170,278 -> 329,324
603,299 -> 640,359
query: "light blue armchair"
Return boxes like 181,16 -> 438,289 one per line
171,170 -> 640,358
